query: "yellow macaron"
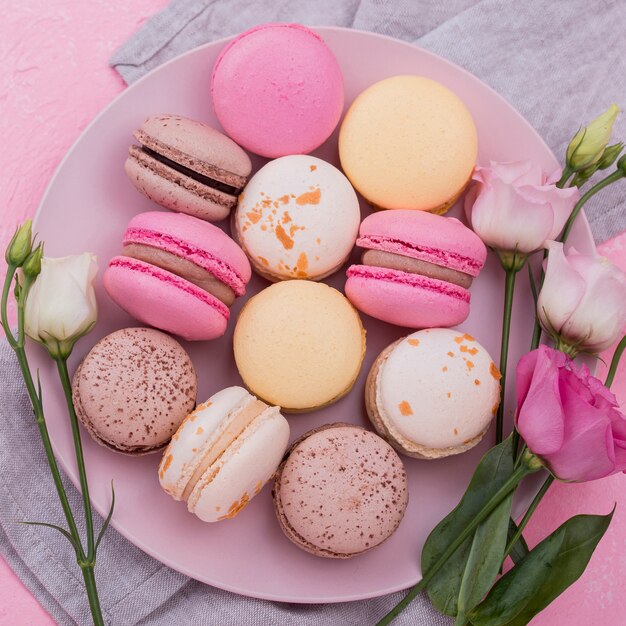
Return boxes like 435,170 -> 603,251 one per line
233,281 -> 366,412
339,75 -> 477,214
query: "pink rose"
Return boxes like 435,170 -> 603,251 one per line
515,345 -> 626,482
465,161 -> 579,256
538,241 -> 626,354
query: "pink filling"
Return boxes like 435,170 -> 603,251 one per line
110,257 -> 230,318
357,235 -> 482,277
347,265 -> 470,303
124,227 -> 246,296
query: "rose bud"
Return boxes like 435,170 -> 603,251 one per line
24,254 -> 98,359
566,104 -> 619,173
538,241 -> 626,356
5,220 -> 33,267
516,345 -> 626,482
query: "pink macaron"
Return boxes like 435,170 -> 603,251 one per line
211,23 -> 344,158
345,210 -> 487,328
104,211 -> 251,341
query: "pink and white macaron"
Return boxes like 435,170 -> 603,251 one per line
211,23 -> 344,158
160,386 -> 290,523
345,210 -> 487,328
104,211 -> 251,341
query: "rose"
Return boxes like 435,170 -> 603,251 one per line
465,161 -> 579,269
515,345 -> 626,482
538,241 -> 626,355
24,254 -> 98,358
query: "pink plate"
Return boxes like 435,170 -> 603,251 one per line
31,27 -> 594,603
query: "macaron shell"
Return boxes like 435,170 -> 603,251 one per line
235,155 -> 360,281
211,23 -> 343,158
104,256 -> 228,341
189,408 -> 290,522
273,424 -> 408,558
345,266 -> 470,328
72,327 -> 197,455
124,156 -> 232,222
233,281 -> 366,411
357,209 -> 487,275
125,211 -> 252,294
339,75 -> 477,212
138,114 -> 251,178
159,386 -> 252,499
374,329 -> 500,452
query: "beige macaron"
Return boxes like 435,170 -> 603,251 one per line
366,329 -> 501,459
339,75 -> 477,214
233,281 -> 366,412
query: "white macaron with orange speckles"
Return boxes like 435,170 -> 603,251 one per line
159,386 -> 290,522
365,329 -> 501,459
233,155 -> 361,281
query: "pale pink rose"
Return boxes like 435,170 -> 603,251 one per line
515,345 -> 626,482
465,161 -> 579,255
538,241 -> 626,353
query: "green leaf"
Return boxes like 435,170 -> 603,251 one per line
18,521 -> 79,553
456,490 -> 514,622
423,436 -> 515,616
95,481 -> 115,553
506,518 -> 530,564
469,511 -> 614,626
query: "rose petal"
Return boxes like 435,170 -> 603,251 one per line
516,347 -> 565,456
471,178 -> 555,253
537,241 -> 586,335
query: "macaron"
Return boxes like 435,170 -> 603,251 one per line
233,281 -> 366,412
211,23 -> 344,158
104,211 -> 251,341
365,329 -> 501,459
72,327 -> 197,455
339,75 -> 477,214
159,386 -> 290,523
272,423 -> 408,558
345,210 -> 487,328
125,114 -> 251,221
234,156 -> 361,281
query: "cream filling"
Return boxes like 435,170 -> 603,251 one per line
181,399 -> 268,502
362,249 -> 472,289
122,243 -> 236,306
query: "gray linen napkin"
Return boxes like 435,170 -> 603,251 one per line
2,2 -> 626,625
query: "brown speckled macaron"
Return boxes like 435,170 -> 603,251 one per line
72,327 -> 197,455
272,423 -> 408,558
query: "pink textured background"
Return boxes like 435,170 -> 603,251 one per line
0,1 -> 624,624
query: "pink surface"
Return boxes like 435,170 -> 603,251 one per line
124,211 -> 252,294
345,266 -> 470,327
357,210 -> 487,275
0,4 -> 623,626
211,23 -> 344,158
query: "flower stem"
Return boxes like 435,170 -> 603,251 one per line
1,269 -> 83,549
496,269 -> 517,444
556,166 -> 573,188
1,267 -> 104,626
0,266 -> 17,349
81,564 -> 104,625
55,357 -> 96,563
606,335 -> 626,388
559,169 -> 624,243
376,462 -> 538,626
502,474 -> 554,562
